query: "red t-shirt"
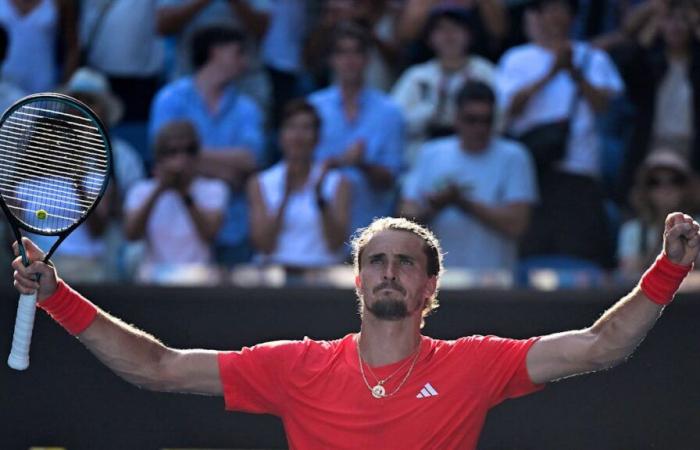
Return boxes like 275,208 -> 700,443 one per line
218,333 -> 543,450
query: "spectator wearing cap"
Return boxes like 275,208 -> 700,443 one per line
308,21 -> 405,238
64,68 -> 146,198
149,24 -> 265,267
124,120 -> 229,281
618,149 -> 700,279
391,6 -> 496,165
26,68 -> 147,283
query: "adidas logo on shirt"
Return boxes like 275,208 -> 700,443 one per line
416,383 -> 438,398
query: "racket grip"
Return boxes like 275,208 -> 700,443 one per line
7,293 -> 38,370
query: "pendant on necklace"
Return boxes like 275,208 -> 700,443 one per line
371,384 -> 386,398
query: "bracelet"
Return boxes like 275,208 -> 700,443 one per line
38,281 -> 98,335
639,254 -> 692,305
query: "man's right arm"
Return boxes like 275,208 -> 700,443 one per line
12,239 -> 223,396
78,312 -> 222,395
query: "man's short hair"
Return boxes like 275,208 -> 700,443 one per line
456,80 -> 496,109
351,217 -> 444,323
190,24 -> 246,70
330,20 -> 372,56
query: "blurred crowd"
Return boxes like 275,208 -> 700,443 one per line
1,0 -> 700,288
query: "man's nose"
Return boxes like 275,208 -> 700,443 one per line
383,262 -> 398,280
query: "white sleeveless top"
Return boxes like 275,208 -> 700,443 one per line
0,0 -> 58,93
256,162 -> 345,268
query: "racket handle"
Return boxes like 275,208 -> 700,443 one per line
7,292 -> 38,370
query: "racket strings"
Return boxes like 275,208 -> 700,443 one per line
0,100 -> 109,233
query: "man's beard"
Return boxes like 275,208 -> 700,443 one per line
365,297 -> 410,321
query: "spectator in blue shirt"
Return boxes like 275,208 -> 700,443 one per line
308,21 -> 405,238
149,24 -> 265,266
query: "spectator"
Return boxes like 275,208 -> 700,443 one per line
124,120 -> 228,280
247,100 -> 351,275
156,0 -> 273,113
391,7 -> 496,164
617,1 -> 700,205
618,149 -> 700,279
32,68 -> 147,282
304,0 -> 403,92
80,0 -> 164,121
0,24 -> 25,121
0,0 -> 79,93
308,21 -> 405,238
149,24 -> 265,267
65,68 -> 146,198
497,0 -> 624,269
399,81 -> 537,273
395,0 -> 508,62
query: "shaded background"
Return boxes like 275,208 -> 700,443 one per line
2,285 -> 700,449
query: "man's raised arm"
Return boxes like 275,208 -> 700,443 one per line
526,212 -> 700,384
11,239 -> 222,396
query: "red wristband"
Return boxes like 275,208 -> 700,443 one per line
639,254 -> 692,305
37,281 -> 98,335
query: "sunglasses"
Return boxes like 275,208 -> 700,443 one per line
646,174 -> 687,188
458,113 -> 493,126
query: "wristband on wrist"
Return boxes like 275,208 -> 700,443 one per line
37,281 -> 98,335
639,254 -> 692,305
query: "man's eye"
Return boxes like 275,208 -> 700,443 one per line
400,258 -> 414,266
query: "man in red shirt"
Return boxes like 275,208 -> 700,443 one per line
12,213 -> 700,449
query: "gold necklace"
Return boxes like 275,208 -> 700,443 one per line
356,337 -> 422,399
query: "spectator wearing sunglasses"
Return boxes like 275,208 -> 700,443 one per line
399,81 -> 537,274
618,149 -> 700,279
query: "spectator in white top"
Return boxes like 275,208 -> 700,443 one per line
247,99 -> 351,276
392,7 -> 496,165
400,81 -> 537,273
124,120 -> 229,280
496,0 -> 624,269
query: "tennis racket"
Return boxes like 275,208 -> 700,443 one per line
1,93 -> 112,370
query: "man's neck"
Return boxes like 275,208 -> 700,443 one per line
358,318 -> 422,367
195,67 -> 231,108
439,54 -> 469,73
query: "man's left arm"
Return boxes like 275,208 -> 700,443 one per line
526,213 -> 700,385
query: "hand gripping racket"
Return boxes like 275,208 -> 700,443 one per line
0,93 -> 112,370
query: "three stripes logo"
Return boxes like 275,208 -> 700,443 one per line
416,382 -> 439,399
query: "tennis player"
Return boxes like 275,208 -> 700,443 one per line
11,212 -> 700,449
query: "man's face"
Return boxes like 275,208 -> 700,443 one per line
456,100 -> 494,152
357,230 -> 436,322
429,17 -> 470,60
536,1 -> 572,41
330,37 -> 368,85
211,41 -> 246,80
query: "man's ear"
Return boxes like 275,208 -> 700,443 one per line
424,276 -> 437,300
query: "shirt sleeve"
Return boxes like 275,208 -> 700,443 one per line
218,340 -> 309,416
462,335 -> 544,407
